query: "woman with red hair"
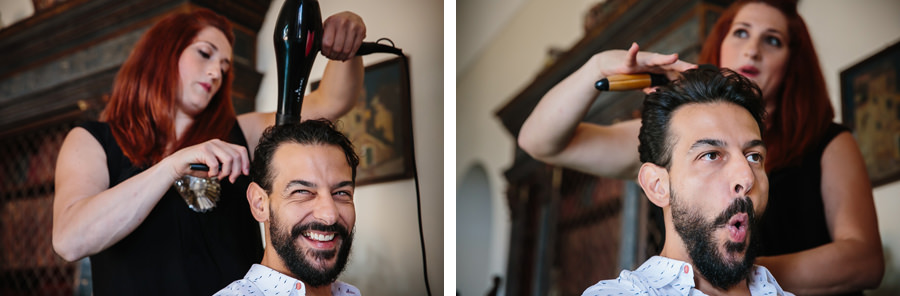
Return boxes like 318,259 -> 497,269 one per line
519,0 -> 882,294
51,7 -> 365,295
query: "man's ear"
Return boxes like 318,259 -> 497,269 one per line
638,162 -> 670,208
247,182 -> 269,222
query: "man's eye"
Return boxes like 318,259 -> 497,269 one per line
746,153 -> 763,163
700,152 -> 720,161
333,191 -> 353,201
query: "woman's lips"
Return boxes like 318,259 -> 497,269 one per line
198,82 -> 212,93
738,66 -> 760,78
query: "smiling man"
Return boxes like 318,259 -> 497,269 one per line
216,119 -> 360,296
582,68 -> 792,295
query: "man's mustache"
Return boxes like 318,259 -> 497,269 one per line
290,221 -> 350,240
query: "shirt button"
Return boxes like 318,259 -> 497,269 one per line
683,265 -> 689,274
296,282 -> 303,290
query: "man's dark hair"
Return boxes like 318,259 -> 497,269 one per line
638,68 -> 766,168
251,119 -> 360,192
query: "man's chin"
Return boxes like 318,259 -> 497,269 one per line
304,254 -> 338,271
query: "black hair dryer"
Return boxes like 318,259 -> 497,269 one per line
187,0 -> 400,173
273,0 -> 401,126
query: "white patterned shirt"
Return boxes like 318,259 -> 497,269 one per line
582,256 -> 793,296
214,264 -> 360,296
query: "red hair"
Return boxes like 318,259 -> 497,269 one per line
699,0 -> 834,172
101,8 -> 236,168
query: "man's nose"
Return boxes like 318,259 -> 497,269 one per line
730,157 -> 755,197
311,194 -> 339,225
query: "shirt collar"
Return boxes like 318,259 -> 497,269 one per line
633,256 -> 788,296
244,264 -> 306,296
634,256 -> 696,295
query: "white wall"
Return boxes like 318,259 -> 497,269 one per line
0,0 -> 33,28
458,0 -> 900,294
798,1 -> 900,294
256,1 -> 443,295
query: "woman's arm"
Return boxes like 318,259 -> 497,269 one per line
756,132 -> 884,294
238,57 -> 363,157
238,12 -> 366,154
302,11 -> 366,121
52,127 -> 250,261
518,43 -> 695,179
300,56 -> 364,121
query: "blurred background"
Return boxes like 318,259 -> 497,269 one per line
0,0 -> 442,295
456,0 -> 900,295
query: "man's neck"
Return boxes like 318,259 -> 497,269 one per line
305,283 -> 333,296
694,274 -> 751,296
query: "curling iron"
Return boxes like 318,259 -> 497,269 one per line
594,64 -> 716,91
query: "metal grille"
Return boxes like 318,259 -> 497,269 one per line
0,120 -> 79,296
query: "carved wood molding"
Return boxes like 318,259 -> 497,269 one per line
0,0 -> 271,129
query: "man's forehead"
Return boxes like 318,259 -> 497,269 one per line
270,143 -> 352,178
669,103 -> 762,150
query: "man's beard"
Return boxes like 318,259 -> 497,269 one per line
671,188 -> 759,290
269,210 -> 354,287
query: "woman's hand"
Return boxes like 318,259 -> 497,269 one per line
164,139 -> 250,183
518,42 -> 697,179
592,42 -> 697,92
321,11 -> 366,61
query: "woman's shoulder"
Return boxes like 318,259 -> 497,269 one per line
817,122 -> 851,154
236,112 -> 275,155
236,112 -> 275,133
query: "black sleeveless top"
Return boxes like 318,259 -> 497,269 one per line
79,121 -> 263,296
760,122 -> 861,296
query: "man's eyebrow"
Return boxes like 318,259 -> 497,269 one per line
283,180 -> 355,192
333,181 -> 355,190
283,180 -> 315,194
743,139 -> 766,150
690,138 -> 725,150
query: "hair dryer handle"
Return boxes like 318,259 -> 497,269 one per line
356,42 -> 403,56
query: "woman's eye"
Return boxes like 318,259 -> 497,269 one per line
198,50 -> 211,59
765,36 -> 783,47
733,29 -> 748,38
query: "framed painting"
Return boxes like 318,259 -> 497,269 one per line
312,56 -> 414,185
840,40 -> 900,187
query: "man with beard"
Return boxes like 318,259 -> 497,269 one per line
216,119 -> 360,296
583,68 -> 793,295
